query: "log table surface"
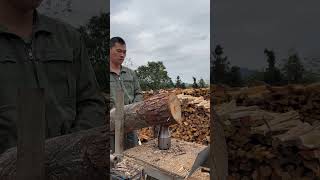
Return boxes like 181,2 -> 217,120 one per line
111,138 -> 209,179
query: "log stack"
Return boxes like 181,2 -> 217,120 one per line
216,101 -> 320,179
211,85 -> 232,105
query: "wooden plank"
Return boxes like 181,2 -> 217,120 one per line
144,166 -> 183,180
188,168 -> 210,180
16,88 -> 45,180
111,157 -> 144,179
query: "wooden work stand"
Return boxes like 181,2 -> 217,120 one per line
111,139 -> 210,180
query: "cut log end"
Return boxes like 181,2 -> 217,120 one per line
168,94 -> 182,124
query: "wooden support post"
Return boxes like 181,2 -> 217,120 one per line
16,88 -> 45,180
115,89 -> 124,155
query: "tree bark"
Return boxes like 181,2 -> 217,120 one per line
0,126 -> 108,180
110,93 -> 182,133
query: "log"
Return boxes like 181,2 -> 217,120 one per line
110,93 -> 182,133
210,111 -> 228,180
0,126 -> 108,180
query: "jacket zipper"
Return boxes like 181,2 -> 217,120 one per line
25,40 -> 40,88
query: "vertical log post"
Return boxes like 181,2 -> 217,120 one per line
16,88 -> 45,180
115,89 -> 124,155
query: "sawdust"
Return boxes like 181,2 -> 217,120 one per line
145,139 -> 187,158
111,157 -> 143,179
123,139 -> 207,178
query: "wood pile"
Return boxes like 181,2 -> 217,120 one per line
142,89 -> 182,100
142,88 -> 209,100
233,83 -> 320,124
216,101 -> 320,179
181,88 -> 210,100
170,94 -> 210,145
211,85 -> 232,105
138,88 -> 211,145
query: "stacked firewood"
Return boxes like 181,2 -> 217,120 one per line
143,88 -> 210,100
234,83 -> 320,125
138,89 -> 211,145
211,85 -> 232,105
169,94 -> 210,145
216,101 -> 320,179
181,88 -> 210,100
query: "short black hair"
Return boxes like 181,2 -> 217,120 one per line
110,37 -> 126,48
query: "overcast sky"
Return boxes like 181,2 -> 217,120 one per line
38,0 -> 108,27
213,0 -> 320,71
111,0 -> 210,84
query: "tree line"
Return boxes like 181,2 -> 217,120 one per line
135,61 -> 208,91
211,45 -> 320,87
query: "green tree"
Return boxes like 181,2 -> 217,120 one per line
168,79 -> 174,89
135,61 -> 174,90
175,76 -> 182,88
77,13 -> 109,93
192,77 -> 199,88
181,82 -> 186,89
301,57 -> 320,83
228,66 -> 243,87
198,78 -> 206,88
263,49 -> 282,85
211,45 -> 230,84
282,51 -> 305,84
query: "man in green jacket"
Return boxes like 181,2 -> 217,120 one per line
109,37 -> 143,152
0,0 -> 105,154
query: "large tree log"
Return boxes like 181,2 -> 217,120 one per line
110,93 -> 182,133
0,126 -> 108,180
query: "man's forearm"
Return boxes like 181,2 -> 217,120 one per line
74,93 -> 105,131
133,93 -> 143,103
133,72 -> 143,102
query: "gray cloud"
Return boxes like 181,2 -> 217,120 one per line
38,0 -> 109,27
111,0 -> 210,84
213,0 -> 320,70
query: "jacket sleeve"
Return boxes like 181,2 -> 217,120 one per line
132,71 -> 143,103
71,36 -> 106,131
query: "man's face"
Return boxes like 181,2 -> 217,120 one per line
8,0 -> 43,11
110,42 -> 126,66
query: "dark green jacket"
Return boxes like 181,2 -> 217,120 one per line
0,11 -> 105,153
110,66 -> 143,108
